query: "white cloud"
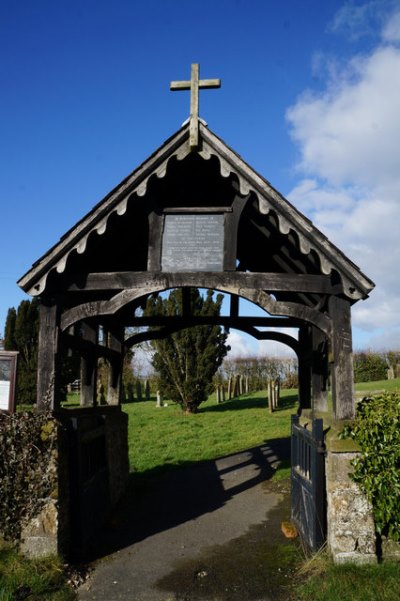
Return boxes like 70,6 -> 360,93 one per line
287,46 -> 400,187
382,10 -> 400,42
226,330 -> 256,358
329,1 -> 394,40
286,9 -> 400,349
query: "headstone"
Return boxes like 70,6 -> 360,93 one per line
387,367 -> 395,380
221,386 -> 225,402
267,377 -> 280,412
145,380 -> 150,400
234,374 -> 240,397
136,380 -> 142,401
227,377 -> 233,400
156,390 -> 163,408
216,385 -> 221,404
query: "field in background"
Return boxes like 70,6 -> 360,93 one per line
126,389 -> 297,476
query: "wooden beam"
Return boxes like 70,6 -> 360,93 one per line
125,316 -> 301,328
124,321 -> 300,356
106,326 -> 124,406
37,301 -> 61,410
311,326 -> 328,412
80,322 -> 98,407
65,271 -> 338,294
328,296 -> 355,420
62,332 -> 122,361
298,325 -> 312,411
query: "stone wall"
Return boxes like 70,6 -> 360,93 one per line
20,406 -> 129,558
325,437 -> 377,564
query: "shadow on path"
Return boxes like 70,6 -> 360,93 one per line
83,436 -> 291,562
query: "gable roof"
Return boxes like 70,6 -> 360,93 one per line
18,121 -> 374,301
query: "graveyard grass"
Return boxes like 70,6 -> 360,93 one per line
0,541 -> 75,601
126,388 -> 296,477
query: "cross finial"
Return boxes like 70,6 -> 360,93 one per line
170,63 -> 221,149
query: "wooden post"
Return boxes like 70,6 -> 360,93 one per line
328,296 -> 355,420
107,326 -> 124,406
311,326 -> 328,413
80,321 -> 98,407
37,301 -> 61,411
298,325 -> 312,411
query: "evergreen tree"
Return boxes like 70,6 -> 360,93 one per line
145,289 -> 230,413
4,299 -> 39,404
4,307 -> 17,350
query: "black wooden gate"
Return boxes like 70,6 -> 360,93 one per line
67,412 -> 110,558
291,415 -> 326,551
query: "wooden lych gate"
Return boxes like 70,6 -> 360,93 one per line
18,65 -> 374,554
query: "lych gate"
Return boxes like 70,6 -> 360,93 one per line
18,65 -> 375,559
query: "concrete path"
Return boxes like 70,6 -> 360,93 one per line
78,438 -> 293,601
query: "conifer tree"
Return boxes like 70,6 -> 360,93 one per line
4,299 -> 39,403
4,307 -> 17,351
145,288 -> 229,413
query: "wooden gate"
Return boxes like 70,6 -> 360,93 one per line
67,413 -> 110,558
291,415 -> 326,551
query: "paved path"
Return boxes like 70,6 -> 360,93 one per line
78,438 -> 293,601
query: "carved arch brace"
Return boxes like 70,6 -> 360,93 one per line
60,284 -> 332,338
124,322 -> 300,356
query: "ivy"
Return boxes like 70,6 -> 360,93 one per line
0,409 -> 59,541
341,392 -> 400,541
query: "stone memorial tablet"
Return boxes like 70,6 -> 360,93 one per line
161,214 -> 224,272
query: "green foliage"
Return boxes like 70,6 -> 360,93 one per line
222,355 -> 298,390
3,307 -> 17,350
4,299 -> 39,404
145,289 -> 230,413
0,543 -> 75,601
0,409 -> 58,541
296,551 -> 400,601
341,392 -> 400,541
353,351 -> 388,383
126,388 -> 298,475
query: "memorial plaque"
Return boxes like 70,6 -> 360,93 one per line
0,351 -> 18,413
161,214 -> 224,272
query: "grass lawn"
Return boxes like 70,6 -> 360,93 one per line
295,552 -> 400,601
124,388 -> 297,476
0,542 -> 75,601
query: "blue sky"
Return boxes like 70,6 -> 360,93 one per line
1,0 -> 400,356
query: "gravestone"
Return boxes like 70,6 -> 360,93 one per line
156,391 -> 163,408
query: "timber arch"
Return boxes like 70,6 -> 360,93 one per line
16,95 -> 377,560
19,119 -> 374,420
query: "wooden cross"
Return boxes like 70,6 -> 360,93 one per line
170,63 -> 221,149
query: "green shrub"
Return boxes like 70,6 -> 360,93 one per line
353,351 -> 388,383
0,409 -> 58,541
341,392 -> 400,541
